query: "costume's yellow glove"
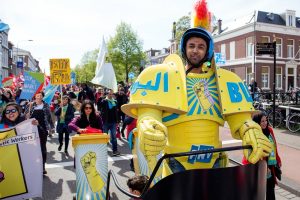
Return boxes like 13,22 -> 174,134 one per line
239,121 -> 272,164
80,151 -> 104,192
138,116 -> 167,157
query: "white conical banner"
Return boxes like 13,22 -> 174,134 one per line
95,36 -> 108,75
91,37 -> 117,92
91,62 -> 118,92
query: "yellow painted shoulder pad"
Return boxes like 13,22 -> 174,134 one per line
122,54 -> 188,118
215,67 -> 255,115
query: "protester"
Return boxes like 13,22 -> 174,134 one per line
3,88 -> 14,102
243,111 -> 282,200
0,88 -> 10,119
116,87 -> 128,137
25,91 -> 54,175
14,88 -> 23,104
0,102 -> 38,128
127,175 -> 149,199
78,83 -> 95,103
49,94 -> 60,137
55,95 -> 75,157
95,87 -> 105,110
249,78 -> 258,101
121,115 -> 136,139
99,89 -> 120,156
68,100 -> 103,134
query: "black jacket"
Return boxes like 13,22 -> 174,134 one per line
99,99 -> 118,123
55,103 -> 75,133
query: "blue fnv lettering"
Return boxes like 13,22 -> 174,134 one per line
227,82 -> 252,103
187,145 -> 214,164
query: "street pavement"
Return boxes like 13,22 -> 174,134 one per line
32,126 -> 300,200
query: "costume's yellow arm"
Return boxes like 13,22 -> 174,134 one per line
137,108 -> 163,123
137,108 -> 167,176
226,113 -> 253,139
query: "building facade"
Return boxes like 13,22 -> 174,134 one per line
213,10 -> 300,92
145,48 -> 170,67
0,20 -> 10,78
13,47 -> 41,73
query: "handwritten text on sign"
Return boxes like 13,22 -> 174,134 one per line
50,58 -> 71,85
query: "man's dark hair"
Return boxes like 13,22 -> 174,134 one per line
127,175 -> 149,193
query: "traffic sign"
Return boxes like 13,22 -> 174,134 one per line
215,53 -> 226,65
256,42 -> 273,49
17,61 -> 23,68
256,42 -> 274,55
128,72 -> 135,79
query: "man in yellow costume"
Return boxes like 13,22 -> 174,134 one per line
122,0 -> 272,176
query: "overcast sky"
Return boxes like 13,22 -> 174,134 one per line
0,0 -> 299,74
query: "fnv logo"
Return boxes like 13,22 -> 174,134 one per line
187,145 -> 214,164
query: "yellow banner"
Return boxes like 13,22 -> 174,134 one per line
0,129 -> 27,199
50,58 -> 71,85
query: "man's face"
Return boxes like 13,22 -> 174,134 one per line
186,37 -> 207,66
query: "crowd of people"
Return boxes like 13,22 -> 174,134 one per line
0,82 -> 133,175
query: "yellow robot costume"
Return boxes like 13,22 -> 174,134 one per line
122,54 -> 271,177
122,0 -> 271,178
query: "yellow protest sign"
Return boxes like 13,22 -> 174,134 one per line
50,58 -> 71,85
0,129 -> 27,199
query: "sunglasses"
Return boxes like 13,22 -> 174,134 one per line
5,109 -> 18,114
85,106 -> 92,110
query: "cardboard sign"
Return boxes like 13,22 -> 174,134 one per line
50,58 -> 71,85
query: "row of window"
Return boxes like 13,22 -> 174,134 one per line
245,66 -> 297,90
246,36 -> 300,58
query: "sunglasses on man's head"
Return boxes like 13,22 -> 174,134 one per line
85,106 -> 92,110
5,109 -> 18,114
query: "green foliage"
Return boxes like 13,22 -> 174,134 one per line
175,15 -> 191,45
74,49 -> 98,83
107,22 -> 146,82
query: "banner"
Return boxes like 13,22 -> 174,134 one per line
71,71 -> 76,84
1,76 -> 14,88
91,38 -> 117,92
50,58 -> 71,85
43,84 -> 59,105
0,119 -> 43,199
19,71 -> 44,100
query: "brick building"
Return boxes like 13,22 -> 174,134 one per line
214,10 -> 300,92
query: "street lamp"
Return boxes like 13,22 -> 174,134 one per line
16,39 -> 33,73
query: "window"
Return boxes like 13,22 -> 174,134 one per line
276,67 -> 282,89
261,36 -> 270,43
261,67 -> 269,89
221,44 -> 226,56
230,41 -> 235,60
298,41 -> 300,59
289,15 -> 292,26
246,67 -> 252,85
17,55 -> 24,62
288,15 -> 294,26
276,38 -> 282,58
246,37 -> 253,57
288,68 -> 294,75
2,68 -> 9,78
287,39 -> 294,58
